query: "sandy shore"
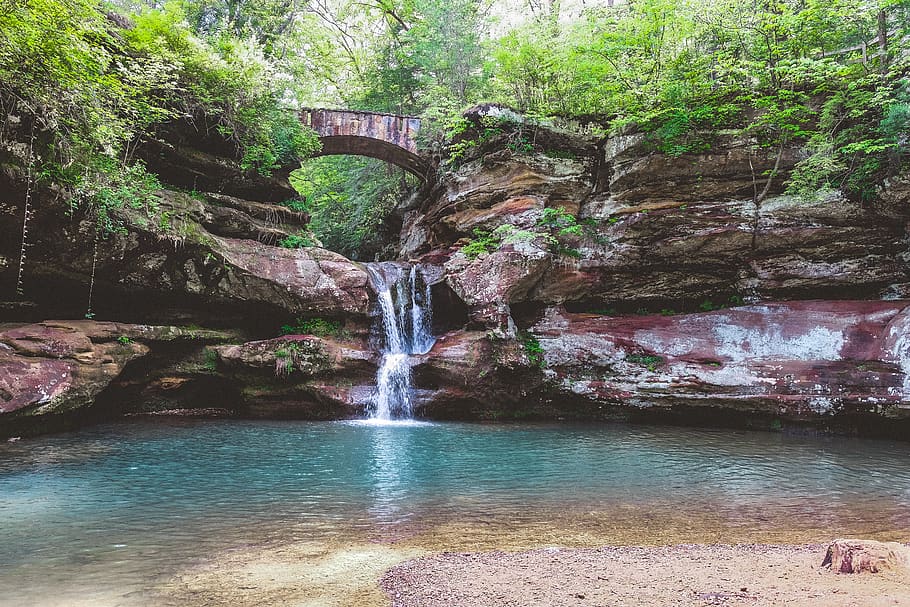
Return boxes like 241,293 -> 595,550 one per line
382,544 -> 910,607
155,539 -> 910,607
152,504 -> 910,607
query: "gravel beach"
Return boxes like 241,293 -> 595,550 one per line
382,544 -> 910,607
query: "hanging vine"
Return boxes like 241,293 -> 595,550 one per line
15,127 -> 35,299
85,226 -> 99,319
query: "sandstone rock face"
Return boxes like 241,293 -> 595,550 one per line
4,116 -> 910,436
214,237 -> 370,316
604,133 -> 801,204
529,301 -> 910,419
444,242 -> 551,335
401,148 -> 595,258
213,335 -> 376,419
404,128 -> 907,334
137,120 -> 298,202
823,539 -> 910,574
0,321 -> 230,435
0,185 -> 368,324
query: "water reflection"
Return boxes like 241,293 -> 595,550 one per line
366,424 -> 416,526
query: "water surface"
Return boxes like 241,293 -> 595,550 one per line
1,419 -> 909,606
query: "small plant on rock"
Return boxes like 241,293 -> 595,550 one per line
519,331 -> 546,368
274,342 -> 303,376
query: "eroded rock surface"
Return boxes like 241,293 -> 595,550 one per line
0,321 -> 229,436
530,301 -> 910,420
404,128 -> 907,335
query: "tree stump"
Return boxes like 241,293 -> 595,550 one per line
822,539 -> 910,574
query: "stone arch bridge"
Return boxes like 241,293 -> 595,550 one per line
300,108 -> 433,180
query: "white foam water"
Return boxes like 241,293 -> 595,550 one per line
365,263 -> 435,420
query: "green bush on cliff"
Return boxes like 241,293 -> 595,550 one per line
0,0 -> 319,237
278,232 -> 316,249
125,6 -> 321,176
280,318 -> 342,338
461,229 -> 503,259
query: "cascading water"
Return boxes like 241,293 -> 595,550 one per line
366,263 -> 434,420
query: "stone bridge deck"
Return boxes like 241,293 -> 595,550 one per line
300,108 -> 432,180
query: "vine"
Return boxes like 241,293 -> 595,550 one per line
15,128 -> 35,298
84,226 -> 99,319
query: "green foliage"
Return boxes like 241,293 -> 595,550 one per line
278,232 -> 316,249
70,159 -> 163,235
461,228 -> 503,259
788,76 -> 910,200
0,0 -> 319,237
203,348 -> 219,372
459,207 -> 596,260
126,6 -> 321,176
289,156 -> 416,259
274,341 -> 302,376
699,295 -> 745,312
278,198 -> 309,213
699,299 -> 723,312
280,318 -> 342,337
518,331 -> 545,368
116,335 -> 133,345
637,100 -> 741,156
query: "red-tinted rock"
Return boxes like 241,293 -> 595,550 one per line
0,321 -> 232,431
822,539 -> 910,574
530,301 -> 910,417
214,237 -> 370,316
0,321 -> 150,418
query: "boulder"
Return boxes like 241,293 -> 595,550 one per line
822,539 -> 910,574
213,335 -> 376,419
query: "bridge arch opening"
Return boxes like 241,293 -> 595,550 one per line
315,135 -> 431,180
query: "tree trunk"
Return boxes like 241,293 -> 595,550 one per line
877,9 -> 889,73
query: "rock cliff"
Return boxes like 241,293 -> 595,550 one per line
2,111 -> 910,438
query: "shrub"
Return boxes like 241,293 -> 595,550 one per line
280,318 -> 341,337
278,232 -> 316,249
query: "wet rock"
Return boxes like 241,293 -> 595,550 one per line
410,330 -> 545,418
215,335 -> 368,377
822,539 -> 910,574
0,321 -> 228,433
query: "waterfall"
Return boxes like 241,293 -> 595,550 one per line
366,263 -> 434,420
